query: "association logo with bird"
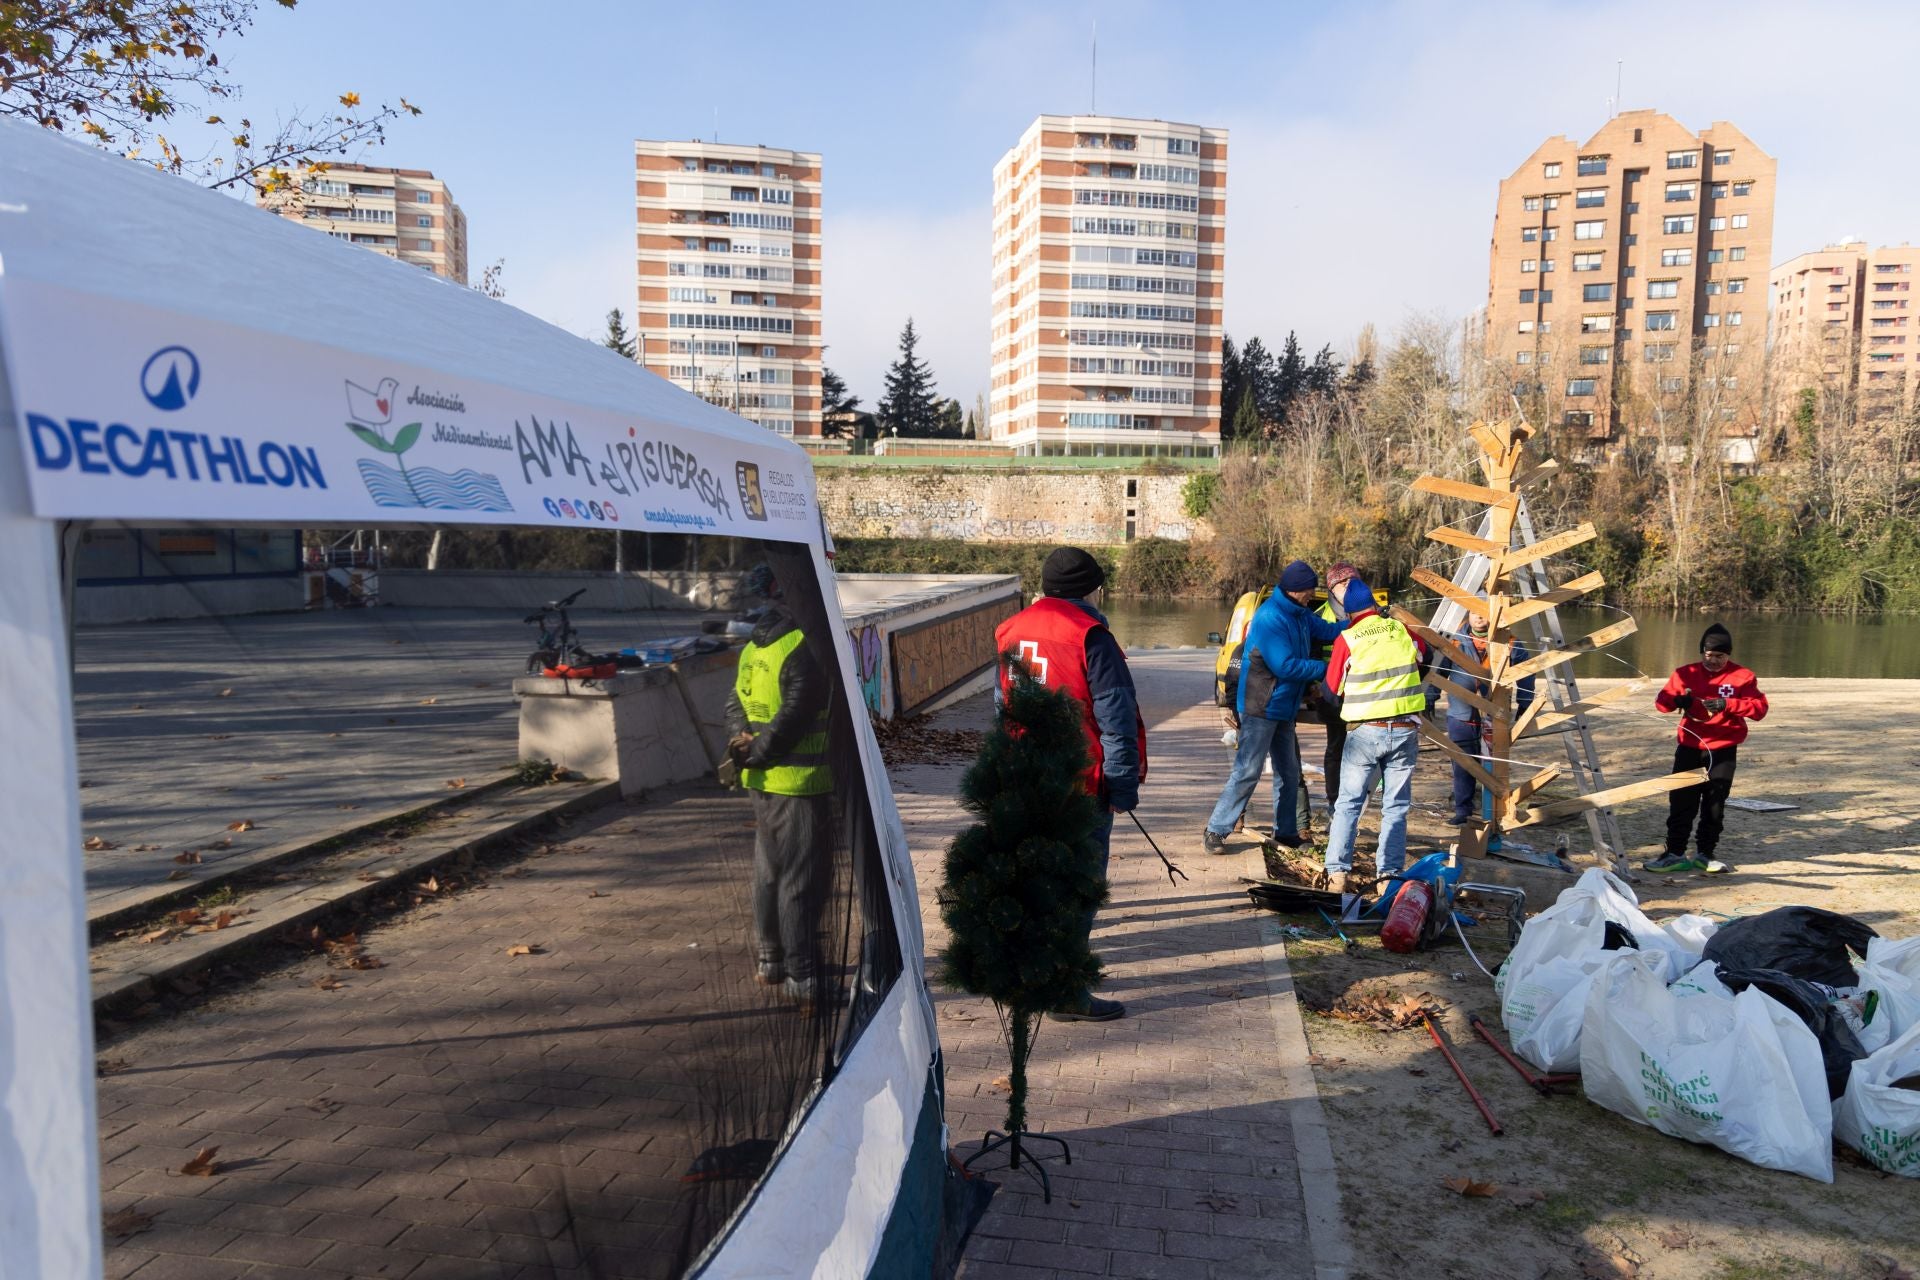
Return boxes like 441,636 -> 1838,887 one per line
342,375 -> 513,513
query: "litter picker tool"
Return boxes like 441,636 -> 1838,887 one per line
1127,812 -> 1189,885
1316,907 -> 1360,957
1424,1012 -> 1503,1135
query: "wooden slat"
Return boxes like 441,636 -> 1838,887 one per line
1498,571 -> 1606,626
1516,680 -> 1649,739
1510,769 -> 1708,828
1411,475 -> 1520,507
1514,457 -> 1560,489
1391,607 -> 1489,679
1427,671 -> 1505,722
1418,720 -> 1498,793
1493,522 -> 1597,575
1468,423 -> 1506,464
1427,525 -> 1506,555
1410,567 -> 1490,619
1512,764 -> 1564,807
1503,618 -> 1638,683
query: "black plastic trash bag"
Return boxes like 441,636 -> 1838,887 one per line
1701,906 -> 1875,988
1717,966 -> 1866,1100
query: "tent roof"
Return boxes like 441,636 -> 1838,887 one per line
0,119 -> 796,459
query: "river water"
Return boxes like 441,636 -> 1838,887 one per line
1099,598 -> 1920,680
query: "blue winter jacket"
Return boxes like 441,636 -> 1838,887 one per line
1429,628 -> 1535,726
1236,592 -> 1347,721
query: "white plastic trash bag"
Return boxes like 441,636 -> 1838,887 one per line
1581,950 -> 1834,1182
1497,869 -> 1714,1073
1856,935 -> 1920,1041
1835,1021 -> 1920,1176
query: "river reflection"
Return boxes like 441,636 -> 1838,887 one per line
1098,597 -> 1920,681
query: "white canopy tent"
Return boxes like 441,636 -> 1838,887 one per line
0,119 -> 949,1277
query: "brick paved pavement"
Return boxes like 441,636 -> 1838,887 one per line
96,784 -> 872,1279
895,652 -> 1350,1280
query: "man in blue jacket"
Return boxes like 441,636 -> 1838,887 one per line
1202,560 -> 1347,855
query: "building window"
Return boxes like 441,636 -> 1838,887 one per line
1581,315 -> 1613,333
1573,252 -> 1604,272
414,238 -> 433,250
1647,279 -> 1679,299
1714,150 -> 1733,165
1727,278 -> 1746,294
1517,320 -> 1535,333
1732,181 -> 1752,197
1661,248 -> 1693,267
1566,378 -> 1597,396
1646,312 -> 1677,331
1515,351 -> 1533,364
1730,246 -> 1746,261
1539,321 -> 1552,333
1731,213 -> 1748,229
1710,183 -> 1728,199
1542,259 -> 1555,272
1540,289 -> 1553,302
1665,182 -> 1696,201
1708,216 -> 1725,231
1576,188 -> 1606,208
1727,311 -> 1743,326
1645,343 -> 1676,362
1543,162 -> 1561,178
1519,290 -> 1535,303
1701,313 -> 1721,328
1522,227 -> 1539,242
1705,281 -> 1722,296
1663,215 -> 1695,234
415,215 -> 432,227
1580,346 -> 1611,365
1574,220 -> 1606,240
1659,376 -> 1686,393
1706,248 -> 1725,263
1578,156 -> 1608,176
1667,150 -> 1699,169
415,191 -> 433,203
1565,410 -> 1595,429
1523,197 -> 1541,212
1541,226 -> 1558,241
1522,259 -> 1538,273
1583,283 -> 1612,302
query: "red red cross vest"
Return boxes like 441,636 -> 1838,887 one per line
995,597 -> 1149,799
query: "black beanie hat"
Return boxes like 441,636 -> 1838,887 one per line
1700,623 -> 1732,655
1041,546 -> 1106,599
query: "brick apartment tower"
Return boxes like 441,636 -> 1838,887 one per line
1771,241 -> 1920,419
260,163 -> 469,284
633,141 -> 822,438
1487,110 -> 1775,445
988,114 -> 1227,458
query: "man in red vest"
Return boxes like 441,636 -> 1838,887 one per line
1647,623 -> 1769,874
995,546 -> 1147,1023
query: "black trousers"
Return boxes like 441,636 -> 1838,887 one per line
1665,743 -> 1738,857
1312,697 -> 1347,808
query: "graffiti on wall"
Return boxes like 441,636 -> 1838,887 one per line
849,623 -> 886,717
821,473 -> 1211,545
890,596 -> 1021,719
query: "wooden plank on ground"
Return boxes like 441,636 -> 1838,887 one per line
1411,475 -> 1521,508
1498,571 -> 1606,626
1493,522 -> 1597,575
1411,567 -> 1491,619
1516,679 -> 1650,738
1510,769 -> 1707,828
1503,618 -> 1638,683
1418,720 -> 1498,793
1428,525 -> 1506,555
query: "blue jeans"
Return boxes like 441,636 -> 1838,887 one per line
1448,718 -> 1484,821
1324,722 -> 1420,878
1074,813 -> 1115,1002
1205,715 -> 1303,841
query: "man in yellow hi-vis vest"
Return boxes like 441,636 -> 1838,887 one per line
1320,575 -> 1430,897
724,563 -> 832,1008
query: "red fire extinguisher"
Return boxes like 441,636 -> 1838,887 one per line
1380,879 -> 1432,954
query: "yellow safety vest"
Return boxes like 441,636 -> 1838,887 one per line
734,628 -> 832,796
1339,614 -> 1425,722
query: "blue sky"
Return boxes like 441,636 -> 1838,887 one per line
181,0 -> 1920,408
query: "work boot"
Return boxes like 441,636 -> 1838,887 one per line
754,960 -> 785,987
782,976 -> 818,1015
1049,995 -> 1125,1023
1643,852 -> 1707,874
1202,829 -> 1229,856
1325,871 -> 1349,896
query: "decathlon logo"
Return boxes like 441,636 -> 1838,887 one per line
140,346 -> 201,412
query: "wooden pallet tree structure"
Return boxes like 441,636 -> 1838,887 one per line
1391,419 -> 1705,868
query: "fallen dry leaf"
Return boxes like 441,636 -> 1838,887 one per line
218,688 -> 234,697
505,944 -> 541,957
445,778 -> 467,789
130,843 -> 162,852
102,1206 -> 155,1238
988,1075 -> 1012,1093
83,835 -> 116,851
178,1146 -> 220,1176
226,820 -> 254,833
1312,986 -> 1443,1032
172,850 -> 202,864
1443,1176 -> 1499,1198
173,908 -> 203,927
141,926 -> 180,944
313,976 -> 344,991
96,1058 -> 131,1077
1497,1185 -> 1546,1207
1656,1229 -> 1695,1251
420,876 -> 440,893
1307,1053 -> 1348,1067
347,954 -> 384,970
209,837 -> 232,850
587,890 -> 607,899
189,910 -> 238,935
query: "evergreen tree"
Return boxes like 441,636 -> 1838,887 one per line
941,667 -> 1106,1140
601,308 -> 637,360
1239,337 -> 1276,433
936,397 -> 965,439
1229,390 -> 1261,443
878,318 -> 941,437
1306,344 -> 1342,397
1270,331 -> 1306,425
1220,335 -> 1244,433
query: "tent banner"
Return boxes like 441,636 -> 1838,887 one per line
1,278 -> 815,537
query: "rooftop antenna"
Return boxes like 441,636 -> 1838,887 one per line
1614,60 -> 1622,116
1089,19 -> 1098,113
712,107 -> 718,144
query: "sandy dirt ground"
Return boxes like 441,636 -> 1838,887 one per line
1243,677 -> 1920,1280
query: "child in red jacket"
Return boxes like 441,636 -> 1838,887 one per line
1645,623 -> 1769,873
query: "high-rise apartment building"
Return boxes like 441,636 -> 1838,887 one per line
261,164 -> 468,284
633,141 -> 822,438
1771,241 -> 1920,417
989,114 -> 1227,457
1487,111 -> 1774,441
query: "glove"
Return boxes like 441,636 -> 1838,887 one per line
1106,780 -> 1139,814
727,732 -> 754,766
1699,696 -> 1726,713
1669,691 -> 1692,711
717,757 -> 740,788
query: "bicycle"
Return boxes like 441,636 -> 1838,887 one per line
524,587 -> 592,674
